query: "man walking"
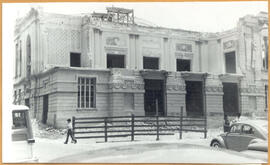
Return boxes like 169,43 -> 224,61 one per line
64,118 -> 77,144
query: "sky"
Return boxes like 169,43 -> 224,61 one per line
7,2 -> 269,32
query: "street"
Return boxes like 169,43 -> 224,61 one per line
33,133 -> 267,163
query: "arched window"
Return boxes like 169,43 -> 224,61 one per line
26,35 -> 31,78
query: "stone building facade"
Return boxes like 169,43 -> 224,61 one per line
13,7 -> 268,128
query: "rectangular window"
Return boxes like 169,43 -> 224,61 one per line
107,54 -> 125,68
262,37 -> 268,70
70,53 -> 81,67
77,77 -> 96,109
25,98 -> 30,108
12,111 -> 27,129
177,59 -> 191,71
225,51 -> 236,73
143,57 -> 159,70
18,89 -> 21,105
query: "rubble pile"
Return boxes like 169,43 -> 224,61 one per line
31,119 -> 66,139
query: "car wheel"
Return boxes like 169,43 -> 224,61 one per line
211,141 -> 221,148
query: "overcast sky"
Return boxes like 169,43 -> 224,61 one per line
5,2 -> 269,32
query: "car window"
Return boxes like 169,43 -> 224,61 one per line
12,111 -> 27,129
230,124 -> 241,133
242,124 -> 255,135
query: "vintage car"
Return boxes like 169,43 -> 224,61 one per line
4,105 -> 38,163
210,120 -> 268,152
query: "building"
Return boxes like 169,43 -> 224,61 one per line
13,7 -> 268,128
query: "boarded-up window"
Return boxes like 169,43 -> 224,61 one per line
177,59 -> 191,71
225,51 -> 236,73
70,53 -> 81,67
143,57 -> 159,70
107,54 -> 125,68
77,77 -> 96,109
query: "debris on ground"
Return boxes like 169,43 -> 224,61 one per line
31,119 -> 66,139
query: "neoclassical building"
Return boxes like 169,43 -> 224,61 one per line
13,7 -> 268,128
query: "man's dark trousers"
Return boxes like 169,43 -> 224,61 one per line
65,129 -> 76,143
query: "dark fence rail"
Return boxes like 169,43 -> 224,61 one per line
72,108 -> 207,142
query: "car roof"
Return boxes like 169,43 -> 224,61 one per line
233,120 -> 268,134
236,120 -> 267,127
11,104 -> 29,111
237,120 -> 267,125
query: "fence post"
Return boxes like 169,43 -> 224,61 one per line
155,99 -> 159,141
72,116 -> 75,138
131,114 -> 135,141
156,115 -> 159,141
104,117 -> 108,142
204,113 -> 207,139
155,99 -> 159,116
179,107 -> 183,139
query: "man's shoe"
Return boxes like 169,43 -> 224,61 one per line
64,142 -> 67,144
74,140 -> 77,144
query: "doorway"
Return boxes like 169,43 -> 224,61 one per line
186,81 -> 204,116
144,79 -> 165,116
223,83 -> 239,115
42,95 -> 49,124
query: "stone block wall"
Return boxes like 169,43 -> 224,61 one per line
167,93 -> 186,116
205,93 -> 223,115
134,93 -> 145,116
109,93 -> 124,116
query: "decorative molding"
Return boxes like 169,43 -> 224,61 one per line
109,80 -> 144,90
176,43 -> 192,52
223,40 -> 236,50
181,72 -> 208,81
43,77 -> 50,88
166,84 -> 186,91
219,74 -> 243,83
240,87 -> 264,94
104,46 -> 128,55
142,47 -> 161,57
205,86 -> 223,93
175,52 -> 193,59
106,36 -> 127,47
142,37 -> 161,49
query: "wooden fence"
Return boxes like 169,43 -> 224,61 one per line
72,108 -> 207,142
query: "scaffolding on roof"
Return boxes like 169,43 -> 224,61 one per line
91,6 -> 134,25
106,7 -> 134,24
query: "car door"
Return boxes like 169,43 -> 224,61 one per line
238,124 -> 257,151
225,124 -> 242,151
